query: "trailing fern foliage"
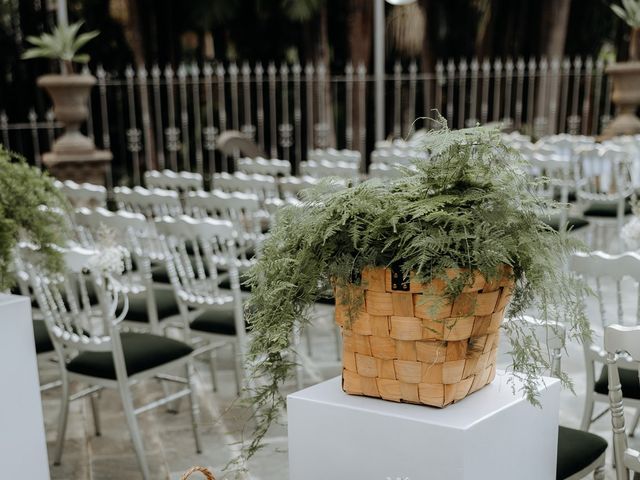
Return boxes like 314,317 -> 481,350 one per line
243,118 -> 591,459
0,147 -> 70,289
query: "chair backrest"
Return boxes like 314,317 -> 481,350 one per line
527,152 -> 574,204
55,180 -> 107,208
278,175 -> 321,199
236,157 -> 291,176
74,207 -> 164,263
604,323 -> 640,479
184,190 -> 264,261
576,145 -> 633,200
144,169 -> 204,192
308,148 -> 361,165
370,148 -> 421,166
300,160 -> 360,182
368,162 -> 403,180
514,316 -> 566,378
211,171 -> 279,201
21,245 -> 121,353
570,251 -> 640,332
114,185 -> 183,218
155,215 -> 244,341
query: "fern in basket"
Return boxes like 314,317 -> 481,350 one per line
242,117 -> 591,459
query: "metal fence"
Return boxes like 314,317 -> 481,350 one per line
0,56 -> 614,186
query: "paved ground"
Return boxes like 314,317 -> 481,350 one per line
39,222 -> 638,479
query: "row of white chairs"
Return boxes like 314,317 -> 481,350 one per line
18,207 -> 251,479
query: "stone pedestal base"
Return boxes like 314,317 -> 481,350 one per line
43,150 -> 112,186
601,112 -> 640,139
601,62 -> 640,139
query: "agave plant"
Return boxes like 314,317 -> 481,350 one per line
22,21 -> 99,74
611,0 -> 640,60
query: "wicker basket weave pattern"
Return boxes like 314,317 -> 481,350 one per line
336,266 -> 514,407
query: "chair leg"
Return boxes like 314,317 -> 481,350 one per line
231,342 -> 242,396
305,325 -> 313,357
185,362 -> 202,454
89,392 -> 101,436
631,409 -> 640,437
208,350 -> 219,393
118,382 -> 151,480
158,377 -> 179,414
593,465 -> 605,480
53,371 -> 70,465
581,395 -> 595,431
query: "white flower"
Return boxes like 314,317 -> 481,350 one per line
89,245 -> 127,274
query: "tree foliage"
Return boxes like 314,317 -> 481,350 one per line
241,117 -> 591,460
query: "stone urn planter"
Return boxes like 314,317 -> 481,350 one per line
602,62 -> 640,138
38,74 -> 97,155
22,21 -> 109,185
37,74 -> 112,185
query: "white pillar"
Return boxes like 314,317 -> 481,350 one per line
374,0 -> 385,142
0,295 -> 50,479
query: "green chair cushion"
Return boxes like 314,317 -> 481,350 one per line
66,332 -> 193,379
190,306 -> 246,336
583,200 -> 632,217
123,289 -> 181,323
556,426 -> 607,479
151,264 -> 172,284
541,215 -> 589,232
151,256 -> 211,284
595,366 -> 640,399
33,319 -> 54,354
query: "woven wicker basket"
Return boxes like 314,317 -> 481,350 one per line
181,466 -> 216,480
336,265 -> 514,407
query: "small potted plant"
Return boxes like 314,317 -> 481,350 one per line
242,118 -> 591,458
604,0 -> 640,137
22,21 -> 99,159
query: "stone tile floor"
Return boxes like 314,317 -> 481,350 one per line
39,224 -> 638,479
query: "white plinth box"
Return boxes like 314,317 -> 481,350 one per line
288,372 -> 560,480
0,294 -> 50,479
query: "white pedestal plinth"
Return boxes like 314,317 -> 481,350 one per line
288,372 -> 560,480
0,295 -> 50,479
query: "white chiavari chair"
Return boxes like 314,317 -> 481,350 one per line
604,324 -> 640,480
74,207 -> 180,332
512,316 -> 607,479
211,171 -> 279,203
236,157 -> 292,176
278,175 -> 321,200
155,215 -> 247,394
184,190 -> 264,267
300,159 -> 360,182
576,145 -> 633,251
527,152 -> 588,232
22,244 -> 201,480
55,179 -> 107,209
114,185 -> 183,219
144,169 -> 204,192
570,251 -> 640,434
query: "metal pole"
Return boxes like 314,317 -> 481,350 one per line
57,0 -> 68,26
374,0 -> 385,142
